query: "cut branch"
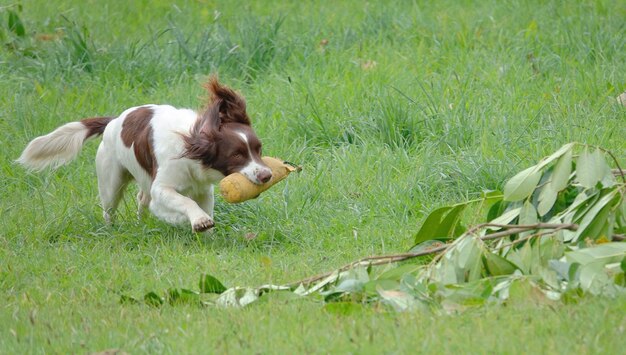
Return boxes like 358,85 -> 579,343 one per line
480,223 -> 577,240
287,244 -> 447,288
287,223 -> 586,288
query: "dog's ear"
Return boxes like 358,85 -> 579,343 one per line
182,132 -> 218,166
182,103 -> 220,164
198,99 -> 222,134
206,76 -> 250,125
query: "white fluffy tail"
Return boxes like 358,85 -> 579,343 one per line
18,122 -> 92,171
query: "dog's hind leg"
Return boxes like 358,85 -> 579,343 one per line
96,143 -> 130,224
136,190 -> 151,219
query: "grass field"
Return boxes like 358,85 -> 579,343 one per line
1,0 -> 625,353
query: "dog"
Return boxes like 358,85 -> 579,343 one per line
17,77 -> 272,232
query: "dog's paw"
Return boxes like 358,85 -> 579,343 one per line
192,216 -> 215,232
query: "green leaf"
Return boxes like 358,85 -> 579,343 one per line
435,204 -> 467,239
519,200 -> 538,238
441,278 -> 495,308
216,287 -> 260,308
414,206 -> 451,244
488,207 -> 521,226
537,185 -> 558,217
564,190 -> 594,218
582,205 -> 615,242
576,147 -> 608,189
480,191 -> 505,218
332,278 -> 365,294
506,278 -> 553,306
339,266 -> 370,284
144,291 -> 164,307
537,235 -> 566,263
519,200 -> 538,226
8,10 -> 26,37
483,252 -> 518,276
566,243 -> 626,265
535,143 -> 574,171
568,263 -> 581,284
167,288 -> 180,302
506,240 -> 533,274
550,149 -> 572,192
376,263 -> 422,281
377,288 -> 422,312
617,200 -> 626,229
119,294 -> 139,305
167,288 -> 200,305
180,289 -> 198,303
572,190 -> 620,242
538,150 -> 573,217
578,260 -> 611,295
199,274 -> 227,294
487,200 -> 505,222
549,260 -> 572,281
363,279 -> 400,295
504,166 -> 542,201
455,237 -> 484,282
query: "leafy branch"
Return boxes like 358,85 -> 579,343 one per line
122,143 -> 626,311
289,223 -> 585,288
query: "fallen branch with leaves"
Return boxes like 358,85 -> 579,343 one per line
288,223 -> 589,287
122,143 -> 626,311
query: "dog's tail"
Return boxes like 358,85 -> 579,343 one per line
17,116 -> 114,171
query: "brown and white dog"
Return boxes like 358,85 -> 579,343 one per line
18,77 -> 272,232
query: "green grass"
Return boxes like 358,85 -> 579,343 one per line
1,0 -> 625,352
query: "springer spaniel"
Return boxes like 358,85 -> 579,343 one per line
18,77 -> 272,232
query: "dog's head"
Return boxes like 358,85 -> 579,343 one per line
183,77 -> 272,185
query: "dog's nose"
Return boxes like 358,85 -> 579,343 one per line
257,169 -> 272,184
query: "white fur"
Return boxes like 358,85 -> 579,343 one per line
18,104 -> 266,232
236,131 -> 271,184
96,105 -> 223,231
17,122 -> 92,171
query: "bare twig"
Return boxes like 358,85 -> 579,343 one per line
612,168 -> 626,183
480,223 -> 578,240
495,225 -> 572,250
286,244 -> 447,288
465,223 -> 578,240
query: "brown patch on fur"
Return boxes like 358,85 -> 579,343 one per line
121,107 -> 157,178
204,76 -> 250,125
81,116 -> 114,140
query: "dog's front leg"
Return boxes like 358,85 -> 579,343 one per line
197,185 -> 215,219
150,184 -> 214,232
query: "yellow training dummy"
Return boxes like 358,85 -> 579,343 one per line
219,157 -> 298,203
